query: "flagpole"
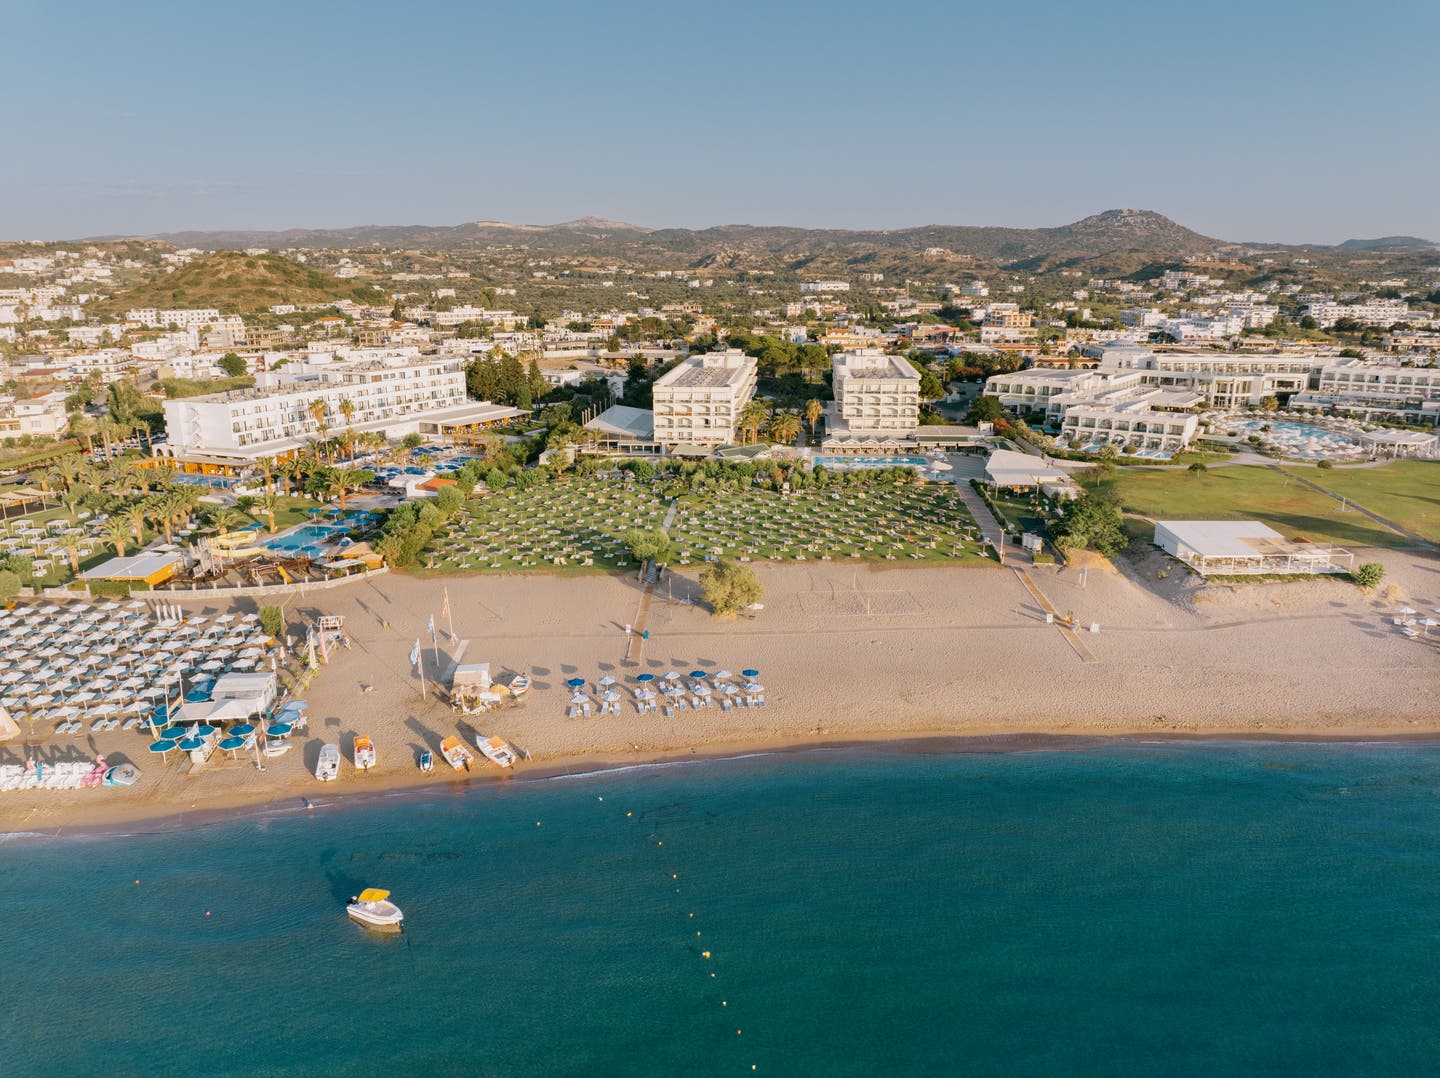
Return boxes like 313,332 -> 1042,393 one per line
444,587 -> 455,644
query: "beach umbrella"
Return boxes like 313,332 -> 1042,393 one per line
266,723 -> 293,738
230,723 -> 256,737
694,683 -> 712,696
689,670 -> 707,680
634,673 -> 655,683
662,671 -> 681,682
193,724 -> 218,738
219,735 -> 246,756
713,669 -> 732,680
1397,607 -> 1417,616
597,675 -> 617,688
178,736 -> 205,752
565,677 -> 586,689
742,669 -> 760,678
149,739 -> 178,759
569,692 -> 589,706
601,690 -> 621,703
662,683 -> 683,697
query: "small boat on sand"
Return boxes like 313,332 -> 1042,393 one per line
353,734 -> 376,771
439,736 -> 474,770
346,888 -> 404,931
315,743 -> 341,781
419,749 -> 434,773
477,735 -> 517,769
263,740 -> 292,757
103,763 -> 141,787
508,674 -> 530,697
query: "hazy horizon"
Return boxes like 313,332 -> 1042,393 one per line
4,0 -> 1437,245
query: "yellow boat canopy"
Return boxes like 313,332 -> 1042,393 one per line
356,888 -> 390,903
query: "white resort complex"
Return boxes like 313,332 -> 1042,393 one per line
153,347 -> 525,472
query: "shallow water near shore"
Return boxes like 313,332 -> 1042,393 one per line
3,742 -> 1439,1075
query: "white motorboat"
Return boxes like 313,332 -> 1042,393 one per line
346,888 -> 404,931
263,740 -> 292,757
353,734 -> 376,771
315,743 -> 341,781
477,735 -> 517,769
508,674 -> 530,697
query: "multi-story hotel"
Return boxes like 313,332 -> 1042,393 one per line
1291,359 -> 1440,425
650,349 -> 756,448
830,349 -> 921,437
153,348 -> 524,473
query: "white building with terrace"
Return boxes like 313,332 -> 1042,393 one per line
651,349 -> 757,448
828,349 -> 921,440
153,348 -> 525,473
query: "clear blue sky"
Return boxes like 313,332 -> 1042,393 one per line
4,0 -> 1437,244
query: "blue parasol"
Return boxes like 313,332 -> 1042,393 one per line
634,673 -> 655,683
689,670 -> 707,679
148,739 -> 178,754
193,725 -> 217,738
230,723 -> 256,737
741,669 -> 760,678
565,677 -> 586,688
177,736 -> 205,751
266,723 -> 293,738
218,735 -> 246,752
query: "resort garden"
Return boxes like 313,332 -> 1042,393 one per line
414,460 -> 990,573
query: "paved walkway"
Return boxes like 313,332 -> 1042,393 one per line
954,481 -> 1006,551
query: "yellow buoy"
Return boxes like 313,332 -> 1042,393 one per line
702,950 -> 711,958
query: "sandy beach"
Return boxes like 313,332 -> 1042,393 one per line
5,546 -> 1438,833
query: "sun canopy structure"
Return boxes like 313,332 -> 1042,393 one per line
1154,521 -> 1354,576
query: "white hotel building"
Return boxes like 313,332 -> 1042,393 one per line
1291,360 -> 1440,425
650,349 -> 757,448
825,349 -> 921,447
153,348 -> 524,472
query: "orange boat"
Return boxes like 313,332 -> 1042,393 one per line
439,736 -> 474,770
353,734 -> 377,771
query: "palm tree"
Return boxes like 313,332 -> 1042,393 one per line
805,398 -> 824,435
767,411 -> 802,447
277,457 -> 305,497
307,399 -> 330,461
173,485 -> 204,531
258,492 -> 281,534
254,456 -> 275,496
338,397 -> 356,432
738,400 -> 771,445
59,532 -> 85,575
206,507 -> 246,535
102,519 -> 131,558
123,503 -> 148,549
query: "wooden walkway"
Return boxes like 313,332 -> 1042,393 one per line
1012,568 -> 1098,664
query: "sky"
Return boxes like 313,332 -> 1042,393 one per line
4,0 -> 1438,245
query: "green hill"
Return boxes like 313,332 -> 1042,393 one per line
96,251 -> 383,315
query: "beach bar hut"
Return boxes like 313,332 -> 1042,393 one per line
79,552 -> 185,593
209,671 -> 278,717
1154,521 -> 1355,577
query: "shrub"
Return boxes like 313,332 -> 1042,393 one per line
1351,562 -> 1384,590
259,605 -> 285,639
0,569 -> 21,602
700,559 -> 763,616
1316,459 -> 1334,470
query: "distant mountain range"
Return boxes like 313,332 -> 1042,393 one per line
91,209 -> 1437,268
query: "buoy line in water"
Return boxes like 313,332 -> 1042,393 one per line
597,792 -> 759,1071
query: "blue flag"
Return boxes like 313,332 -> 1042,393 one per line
409,639 -> 421,668
428,615 -> 436,646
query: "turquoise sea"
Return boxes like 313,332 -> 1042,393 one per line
3,743 -> 1440,1076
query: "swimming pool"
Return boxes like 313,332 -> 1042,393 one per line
263,524 -> 345,553
1230,419 -> 1359,458
813,455 -> 929,470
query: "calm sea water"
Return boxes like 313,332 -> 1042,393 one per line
3,744 -> 1439,1076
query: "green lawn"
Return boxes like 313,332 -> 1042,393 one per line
1107,464 -> 1415,549
1297,461 -> 1440,545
